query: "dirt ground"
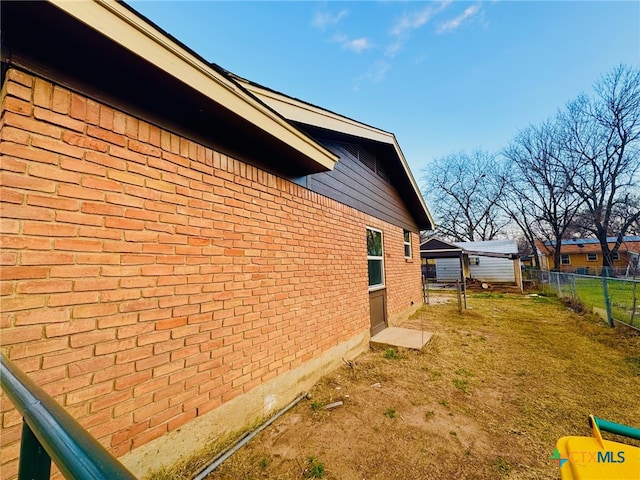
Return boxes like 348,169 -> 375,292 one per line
151,292 -> 640,480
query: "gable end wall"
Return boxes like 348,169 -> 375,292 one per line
0,69 -> 423,478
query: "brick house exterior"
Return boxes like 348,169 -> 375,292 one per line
0,2 -> 433,478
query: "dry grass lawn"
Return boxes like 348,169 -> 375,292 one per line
150,292 -> 640,480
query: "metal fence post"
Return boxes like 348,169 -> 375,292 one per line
18,423 -> 52,480
601,275 -> 614,328
422,275 -> 429,305
631,281 -> 638,327
462,277 -> 467,310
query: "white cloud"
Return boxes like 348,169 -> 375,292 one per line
367,60 -> 390,83
344,37 -> 372,53
390,0 -> 452,37
353,59 -> 391,90
437,4 -> 481,34
331,34 -> 373,54
386,0 -> 452,57
312,9 -> 348,30
385,38 -> 405,58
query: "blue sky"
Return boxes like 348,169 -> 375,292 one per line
128,1 -> 639,181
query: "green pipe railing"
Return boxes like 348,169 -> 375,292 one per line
590,415 -> 640,441
0,354 -> 137,480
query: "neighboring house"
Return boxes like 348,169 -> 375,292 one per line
420,238 -> 521,286
459,239 -> 521,283
0,2 -> 433,479
535,236 -> 640,276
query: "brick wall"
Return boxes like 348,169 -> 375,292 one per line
382,227 -> 423,322
0,68 -> 423,478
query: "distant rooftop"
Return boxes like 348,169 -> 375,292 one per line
542,236 -> 640,246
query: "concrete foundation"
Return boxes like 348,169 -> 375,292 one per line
119,331 -> 369,478
387,302 -> 422,327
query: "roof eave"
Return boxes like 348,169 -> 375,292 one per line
237,79 -> 435,230
49,0 -> 337,172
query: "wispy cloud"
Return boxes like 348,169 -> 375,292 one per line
332,34 -> 373,54
385,38 -> 405,58
386,0 -> 452,57
313,9 -> 371,54
353,59 -> 391,90
312,9 -> 348,30
367,60 -> 390,83
437,4 -> 481,34
344,37 -> 372,53
390,0 -> 452,37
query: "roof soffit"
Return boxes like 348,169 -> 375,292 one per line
48,0 -> 337,172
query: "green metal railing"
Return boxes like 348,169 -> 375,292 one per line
0,354 -> 137,480
591,415 -> 640,441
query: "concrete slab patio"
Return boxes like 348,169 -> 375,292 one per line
370,327 -> 433,350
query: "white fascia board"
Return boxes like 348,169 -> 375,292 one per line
49,0 -> 337,171
420,248 -> 463,253
242,81 -> 435,227
391,138 -> 435,229
242,83 -> 394,144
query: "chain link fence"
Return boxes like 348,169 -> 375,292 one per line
525,270 -> 639,330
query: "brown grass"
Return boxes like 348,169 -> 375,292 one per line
149,292 -> 640,480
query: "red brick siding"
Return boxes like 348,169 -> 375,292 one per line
0,69 -> 422,478
385,229 -> 423,319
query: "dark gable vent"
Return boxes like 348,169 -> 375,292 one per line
343,143 -> 375,172
343,143 -> 359,159
376,162 -> 390,182
341,142 -> 390,182
359,149 -> 376,172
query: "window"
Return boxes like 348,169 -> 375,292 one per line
367,228 -> 384,289
403,230 -> 412,259
611,252 -> 620,261
560,254 -> 570,265
586,253 -> 597,262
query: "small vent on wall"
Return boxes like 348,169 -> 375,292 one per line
343,143 -> 359,160
341,142 -> 389,183
359,149 -> 376,172
376,163 -> 390,182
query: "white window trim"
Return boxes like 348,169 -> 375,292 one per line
367,227 -> 385,291
403,230 -> 412,259
586,253 -> 598,262
560,254 -> 571,265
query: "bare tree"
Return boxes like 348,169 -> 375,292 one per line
496,169 -> 542,268
561,64 -> 640,273
502,121 -> 583,270
421,150 -> 509,242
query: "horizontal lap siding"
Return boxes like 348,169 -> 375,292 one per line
469,258 -> 516,283
436,258 -> 462,281
0,69 -> 383,479
307,141 -> 419,233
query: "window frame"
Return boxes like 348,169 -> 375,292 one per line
611,252 -> 620,261
403,230 -> 412,259
367,227 -> 385,291
586,253 -> 598,262
560,254 -> 571,265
